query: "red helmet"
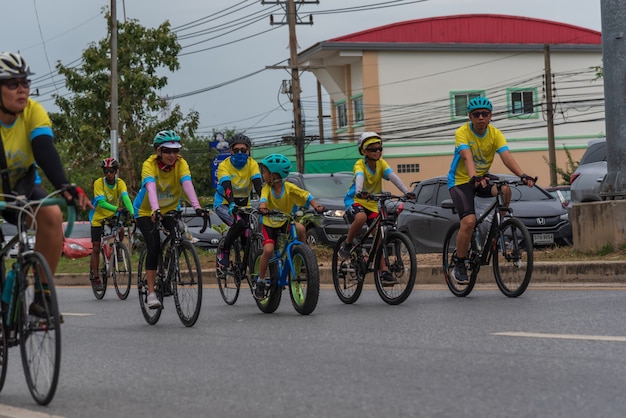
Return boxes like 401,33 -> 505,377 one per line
102,158 -> 119,169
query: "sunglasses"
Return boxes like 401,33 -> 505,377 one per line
2,79 -> 31,90
161,148 -> 180,155
366,146 -> 383,152
471,111 -> 491,118
232,147 -> 248,153
103,168 -> 117,174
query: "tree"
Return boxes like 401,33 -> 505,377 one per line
50,13 -> 199,196
543,145 -> 579,185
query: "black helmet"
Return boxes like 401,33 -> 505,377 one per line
229,133 -> 251,149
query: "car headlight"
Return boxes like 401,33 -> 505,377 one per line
68,243 -> 87,251
560,213 -> 569,222
324,209 -> 345,218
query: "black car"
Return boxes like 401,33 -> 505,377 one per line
285,172 -> 353,246
397,174 -> 573,253
180,207 -> 224,250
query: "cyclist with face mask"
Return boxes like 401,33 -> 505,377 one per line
214,133 -> 263,270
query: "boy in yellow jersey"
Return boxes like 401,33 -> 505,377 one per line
89,157 -> 134,291
254,154 -> 324,300
339,132 -> 415,285
447,96 -> 535,284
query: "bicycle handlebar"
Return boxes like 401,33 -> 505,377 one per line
0,193 -> 76,238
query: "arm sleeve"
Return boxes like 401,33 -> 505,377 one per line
182,179 -> 201,210
252,178 -> 263,199
355,173 -> 364,193
221,180 -> 234,204
99,200 -> 117,212
31,135 -> 70,189
122,194 -> 134,214
146,182 -> 159,211
387,172 -> 409,194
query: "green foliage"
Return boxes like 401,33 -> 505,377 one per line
543,145 -> 579,185
597,243 -> 614,256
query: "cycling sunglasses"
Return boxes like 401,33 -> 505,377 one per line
2,79 -> 31,90
471,111 -> 491,118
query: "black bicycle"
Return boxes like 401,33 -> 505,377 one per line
0,191 -> 76,405
137,209 -> 209,327
442,178 -> 534,297
332,193 -> 417,305
215,206 -> 264,305
91,210 -> 133,300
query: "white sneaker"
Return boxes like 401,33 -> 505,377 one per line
147,292 -> 161,309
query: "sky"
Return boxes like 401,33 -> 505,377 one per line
3,0 -> 603,145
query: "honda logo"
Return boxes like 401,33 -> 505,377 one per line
536,218 -> 546,225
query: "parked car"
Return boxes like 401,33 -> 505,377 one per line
180,207 -> 224,250
397,174 -> 573,253
1,222 -> 35,258
545,185 -> 571,208
62,221 -> 93,259
569,138 -> 606,205
285,172 -> 353,247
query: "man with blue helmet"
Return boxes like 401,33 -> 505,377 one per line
447,96 -> 536,284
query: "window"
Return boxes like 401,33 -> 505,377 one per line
510,89 -> 535,115
397,163 -> 420,174
452,91 -> 484,118
352,95 -> 364,124
335,101 -> 347,129
416,183 -> 436,205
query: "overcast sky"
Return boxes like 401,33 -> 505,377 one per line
3,0 -> 603,145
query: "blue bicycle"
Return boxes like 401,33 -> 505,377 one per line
252,210 -> 320,315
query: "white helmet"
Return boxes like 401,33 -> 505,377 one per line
0,52 -> 33,80
357,132 -> 382,155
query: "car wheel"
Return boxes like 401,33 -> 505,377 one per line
306,228 -> 321,247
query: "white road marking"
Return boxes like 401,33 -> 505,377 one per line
493,331 -> 626,342
60,313 -> 93,317
0,404 -> 65,417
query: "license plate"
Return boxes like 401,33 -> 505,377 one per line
533,233 -> 554,245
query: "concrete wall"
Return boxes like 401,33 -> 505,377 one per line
570,200 -> 626,252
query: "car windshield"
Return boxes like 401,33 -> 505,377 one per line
301,176 -> 352,199
64,222 -> 91,238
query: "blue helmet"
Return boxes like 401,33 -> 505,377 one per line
467,97 -> 493,112
153,130 -> 181,148
260,154 -> 291,179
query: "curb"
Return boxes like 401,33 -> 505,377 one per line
54,260 -> 626,287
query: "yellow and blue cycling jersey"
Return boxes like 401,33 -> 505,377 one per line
0,98 -> 46,190
214,157 -> 261,207
89,177 -> 134,227
344,157 -> 392,213
134,155 -> 193,217
260,181 -> 312,228
447,123 -> 508,189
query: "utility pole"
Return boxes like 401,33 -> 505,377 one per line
263,0 -> 318,173
110,0 -> 119,161
544,45 -> 557,186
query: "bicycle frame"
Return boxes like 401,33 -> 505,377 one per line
268,218 -> 303,288
472,182 -> 512,267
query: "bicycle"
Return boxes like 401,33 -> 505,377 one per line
251,210 -> 320,315
331,193 -> 417,305
442,177 -> 535,298
215,206 -> 264,305
0,191 -> 76,405
137,209 -> 209,327
90,210 -> 133,300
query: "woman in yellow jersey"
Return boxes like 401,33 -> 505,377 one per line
133,130 -> 204,309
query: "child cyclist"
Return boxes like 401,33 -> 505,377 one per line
339,132 -> 415,285
255,154 -> 325,300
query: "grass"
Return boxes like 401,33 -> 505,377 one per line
52,243 -> 626,274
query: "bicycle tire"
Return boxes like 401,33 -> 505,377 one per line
442,222 -> 477,297
288,244 -> 320,315
373,231 -> 416,305
19,252 -> 61,405
91,247 -> 107,300
172,240 -> 203,327
493,217 -> 533,297
216,237 -> 241,305
112,242 -> 132,300
252,248 -> 282,313
137,247 -> 162,325
331,235 -> 364,304
0,262 -> 8,394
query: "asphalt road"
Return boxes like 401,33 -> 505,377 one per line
1,286 -> 625,418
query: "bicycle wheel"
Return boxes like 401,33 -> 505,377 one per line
19,252 -> 61,405
172,240 -> 202,327
91,247 -> 107,300
137,247 -> 162,325
373,231 -> 417,305
288,244 -> 320,315
112,242 -> 132,300
442,223 -> 477,297
493,217 -> 533,297
216,237 -> 241,305
331,236 -> 364,304
252,248 -> 282,313
0,263 -> 9,394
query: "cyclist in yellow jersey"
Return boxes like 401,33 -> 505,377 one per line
255,154 -> 324,300
214,133 -> 262,269
133,130 -> 204,309
447,96 -> 535,284
0,52 -> 91,317
339,132 -> 415,285
88,157 -> 134,292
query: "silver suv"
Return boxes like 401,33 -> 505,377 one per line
569,138 -> 606,205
